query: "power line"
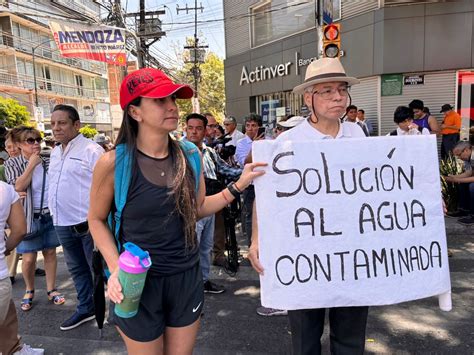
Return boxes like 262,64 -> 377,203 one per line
160,1 -> 312,26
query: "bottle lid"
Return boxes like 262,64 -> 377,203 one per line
118,242 -> 152,274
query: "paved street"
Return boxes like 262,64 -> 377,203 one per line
11,217 -> 473,354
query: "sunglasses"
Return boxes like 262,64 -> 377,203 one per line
25,137 -> 42,145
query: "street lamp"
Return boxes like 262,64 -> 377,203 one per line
32,38 -> 54,108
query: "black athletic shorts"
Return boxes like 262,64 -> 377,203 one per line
110,262 -> 204,342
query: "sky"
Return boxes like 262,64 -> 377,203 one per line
125,0 -> 226,69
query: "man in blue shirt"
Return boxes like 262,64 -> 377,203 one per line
235,114 -> 262,245
185,113 -> 242,293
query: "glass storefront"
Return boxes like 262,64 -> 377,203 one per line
253,90 -> 307,126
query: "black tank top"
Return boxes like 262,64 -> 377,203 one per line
120,151 -> 198,276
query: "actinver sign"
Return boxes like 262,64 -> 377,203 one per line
239,52 -> 317,86
240,62 -> 292,86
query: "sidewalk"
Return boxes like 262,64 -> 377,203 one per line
10,217 -> 473,354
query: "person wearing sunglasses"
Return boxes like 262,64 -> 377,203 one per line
3,126 -> 64,312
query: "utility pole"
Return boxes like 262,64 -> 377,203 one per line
177,0 -> 207,113
125,0 -> 166,68
139,0 -> 146,67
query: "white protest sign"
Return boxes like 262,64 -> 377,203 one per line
253,135 -> 451,310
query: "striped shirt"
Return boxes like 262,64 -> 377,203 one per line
3,155 -> 50,234
201,144 -> 242,181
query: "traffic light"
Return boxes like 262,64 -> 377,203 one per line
322,23 -> 341,58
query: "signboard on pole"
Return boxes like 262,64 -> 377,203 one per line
323,0 -> 341,24
34,106 -> 44,123
49,20 -> 127,66
381,74 -> 403,96
404,75 -> 425,86
253,136 -> 451,310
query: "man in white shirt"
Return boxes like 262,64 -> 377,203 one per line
248,58 -> 368,355
48,105 -> 104,331
223,116 -> 245,147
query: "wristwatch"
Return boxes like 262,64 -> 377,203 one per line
227,182 -> 241,199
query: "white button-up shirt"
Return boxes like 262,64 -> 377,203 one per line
48,134 -> 104,226
235,135 -> 253,167
226,129 -> 245,147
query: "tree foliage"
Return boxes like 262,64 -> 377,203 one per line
0,97 -> 31,128
173,50 -> 225,124
79,124 -> 98,138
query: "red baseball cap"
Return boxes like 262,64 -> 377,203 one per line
120,68 -> 194,109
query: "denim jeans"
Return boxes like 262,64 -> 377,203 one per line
196,215 -> 215,282
54,225 -> 94,315
441,133 -> 460,160
458,182 -> 474,214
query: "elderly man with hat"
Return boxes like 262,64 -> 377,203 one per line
440,104 -> 461,159
248,58 -> 368,354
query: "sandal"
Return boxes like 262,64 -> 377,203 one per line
21,290 -> 34,311
47,289 -> 65,305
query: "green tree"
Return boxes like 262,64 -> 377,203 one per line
79,124 -> 98,138
173,50 -> 225,123
0,97 -> 31,128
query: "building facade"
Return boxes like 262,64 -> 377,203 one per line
0,0 -> 113,134
223,0 -> 474,136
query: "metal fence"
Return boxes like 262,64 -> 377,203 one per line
0,71 -> 109,100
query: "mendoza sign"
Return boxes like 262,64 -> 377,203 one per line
49,20 -> 127,66
253,135 -> 451,310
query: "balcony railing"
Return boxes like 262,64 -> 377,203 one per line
0,31 -> 107,75
0,71 -> 109,100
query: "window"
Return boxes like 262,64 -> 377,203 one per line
75,74 -> 84,96
250,0 -> 315,48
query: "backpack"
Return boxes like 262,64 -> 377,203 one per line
107,140 -> 201,253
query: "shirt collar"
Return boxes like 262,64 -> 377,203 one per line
302,118 -> 352,139
59,133 -> 83,155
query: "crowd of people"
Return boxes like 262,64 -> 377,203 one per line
0,55 -> 470,355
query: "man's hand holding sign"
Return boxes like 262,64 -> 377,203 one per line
252,135 -> 451,310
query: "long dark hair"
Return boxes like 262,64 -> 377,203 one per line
115,97 -> 198,248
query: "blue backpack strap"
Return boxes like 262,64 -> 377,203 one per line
179,140 -> 201,191
107,143 -> 133,252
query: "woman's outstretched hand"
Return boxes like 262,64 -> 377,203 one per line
235,162 -> 267,191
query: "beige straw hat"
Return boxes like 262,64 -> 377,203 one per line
293,58 -> 360,94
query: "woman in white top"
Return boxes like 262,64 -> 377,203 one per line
4,126 -> 64,312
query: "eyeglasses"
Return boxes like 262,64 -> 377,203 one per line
208,124 -> 218,128
25,137 -> 42,145
312,86 -> 349,100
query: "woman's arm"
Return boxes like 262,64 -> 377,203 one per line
428,116 -> 440,135
5,200 -> 26,254
15,153 -> 42,192
88,151 -> 123,303
196,161 -> 266,219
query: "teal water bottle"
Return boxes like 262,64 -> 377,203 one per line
114,242 -> 152,318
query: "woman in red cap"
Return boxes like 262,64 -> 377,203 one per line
88,68 -> 265,354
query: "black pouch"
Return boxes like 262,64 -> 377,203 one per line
72,221 -> 89,235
